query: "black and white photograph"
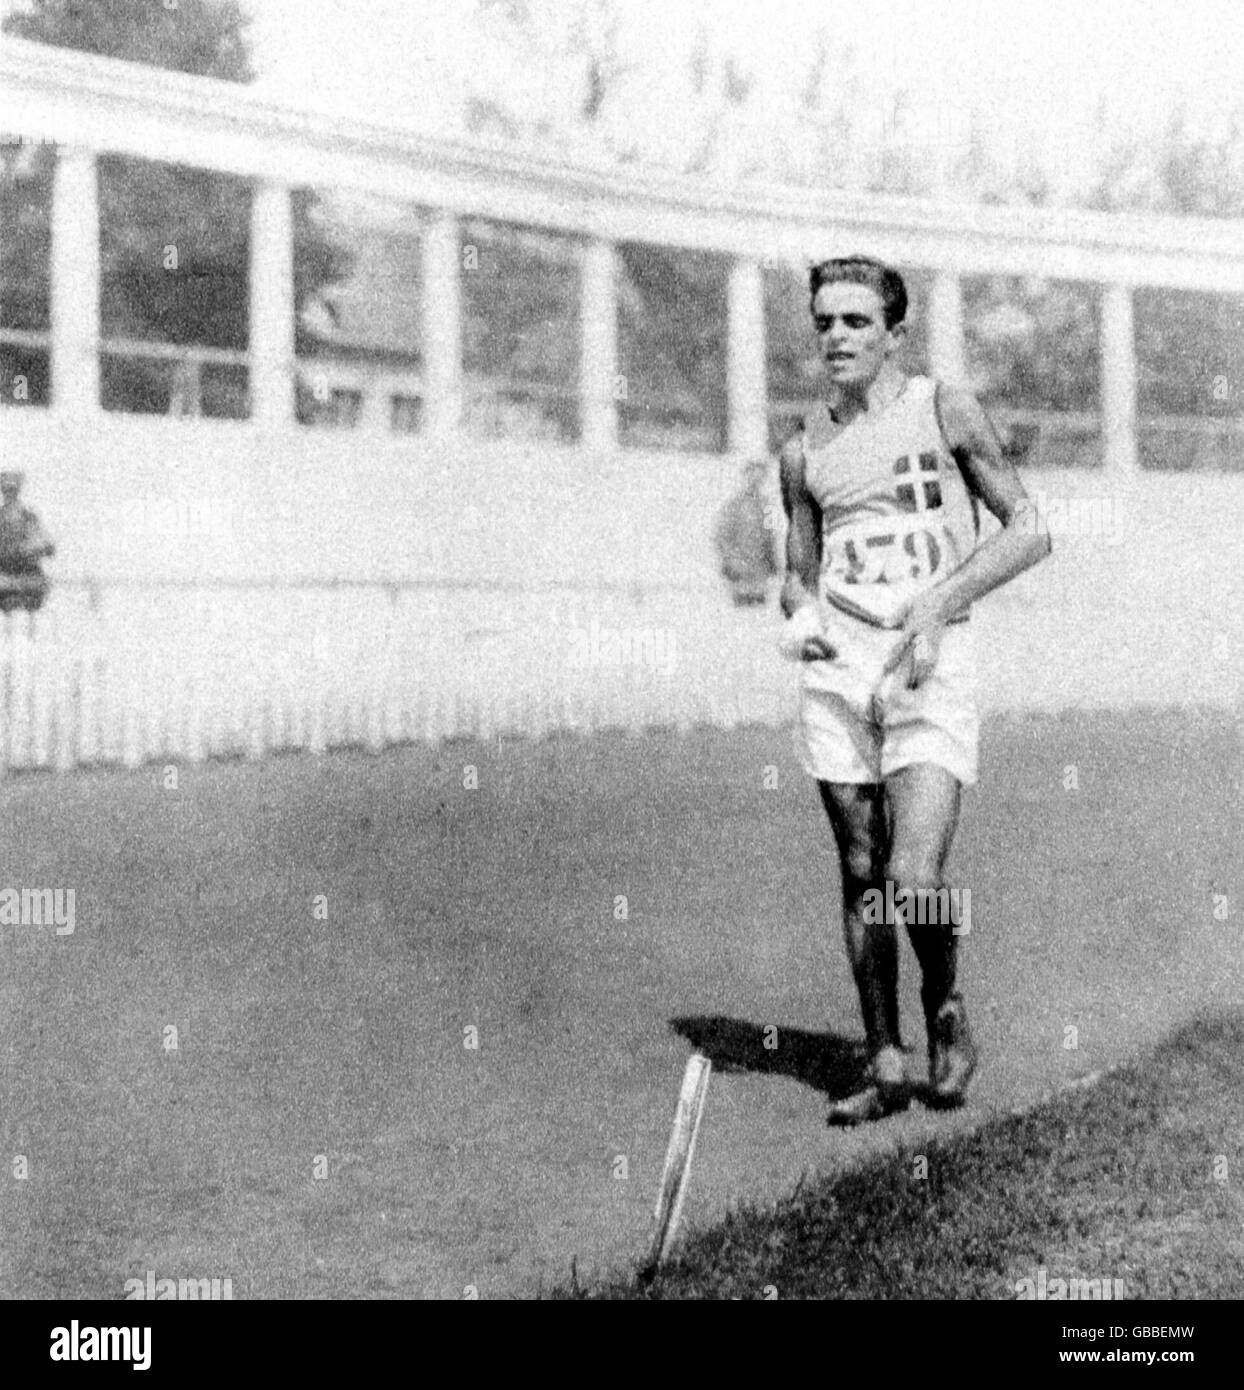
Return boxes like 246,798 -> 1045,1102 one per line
0,0 -> 1240,1342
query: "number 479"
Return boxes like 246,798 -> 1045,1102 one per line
841,531 -> 941,583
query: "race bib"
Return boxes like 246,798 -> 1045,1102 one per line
824,516 -> 948,589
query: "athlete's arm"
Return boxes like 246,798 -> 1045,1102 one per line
778,434 -> 835,660
888,385 -> 1051,680
779,434 -> 819,616
932,385 -> 1051,613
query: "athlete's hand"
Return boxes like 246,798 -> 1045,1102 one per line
778,603 -> 837,662
799,634 -> 837,662
885,592 -> 948,688
779,574 -> 816,619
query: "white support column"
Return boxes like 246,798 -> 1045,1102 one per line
581,236 -> 617,454
928,269 -> 966,384
728,255 -> 767,458
250,177 -> 294,427
50,146 -> 100,418
1101,282 -> 1138,476
422,210 -> 461,440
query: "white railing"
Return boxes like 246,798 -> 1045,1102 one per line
0,580 -> 793,776
98,338 -> 250,417
0,583 -> 464,774
2,533 -> 1239,777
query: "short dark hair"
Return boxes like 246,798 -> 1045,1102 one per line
809,256 -> 907,329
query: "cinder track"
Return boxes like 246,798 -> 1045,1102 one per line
0,712 -> 1238,1298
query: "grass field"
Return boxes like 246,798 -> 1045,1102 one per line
0,708 -> 1239,1299
561,1012 -> 1244,1299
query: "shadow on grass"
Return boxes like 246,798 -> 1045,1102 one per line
557,1011 -> 1244,1300
670,1015 -> 869,1100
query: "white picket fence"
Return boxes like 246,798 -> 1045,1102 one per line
2,559 -> 1237,777
0,582 -> 793,776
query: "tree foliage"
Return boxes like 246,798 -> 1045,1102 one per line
4,0 -> 254,82
963,278 -> 1100,414
3,0 -> 353,357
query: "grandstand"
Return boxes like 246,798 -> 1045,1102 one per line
1,36 -> 1241,774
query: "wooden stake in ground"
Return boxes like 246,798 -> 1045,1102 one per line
641,1052 -> 712,1281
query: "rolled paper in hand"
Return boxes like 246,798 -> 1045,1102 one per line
778,603 -> 825,662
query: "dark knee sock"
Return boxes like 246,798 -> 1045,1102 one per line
849,916 -> 901,1054
910,916 -> 958,1021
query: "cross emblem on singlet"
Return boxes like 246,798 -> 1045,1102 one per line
894,452 -> 942,511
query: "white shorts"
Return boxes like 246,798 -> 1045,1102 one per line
798,607 -> 979,788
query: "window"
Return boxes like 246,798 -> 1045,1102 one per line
460,218 -> 580,443
293,188 -> 422,431
98,154 -> 251,418
390,393 -> 424,434
295,385 -> 363,429
963,276 -> 1102,467
1135,289 -> 1244,472
0,340 -> 50,409
0,135 -> 53,408
618,243 -> 728,454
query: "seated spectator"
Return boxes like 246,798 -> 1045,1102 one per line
713,458 -> 780,606
0,471 -> 55,613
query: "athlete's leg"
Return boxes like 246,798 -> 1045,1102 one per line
884,762 -> 977,1099
816,780 -> 899,1055
884,762 -> 961,1013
